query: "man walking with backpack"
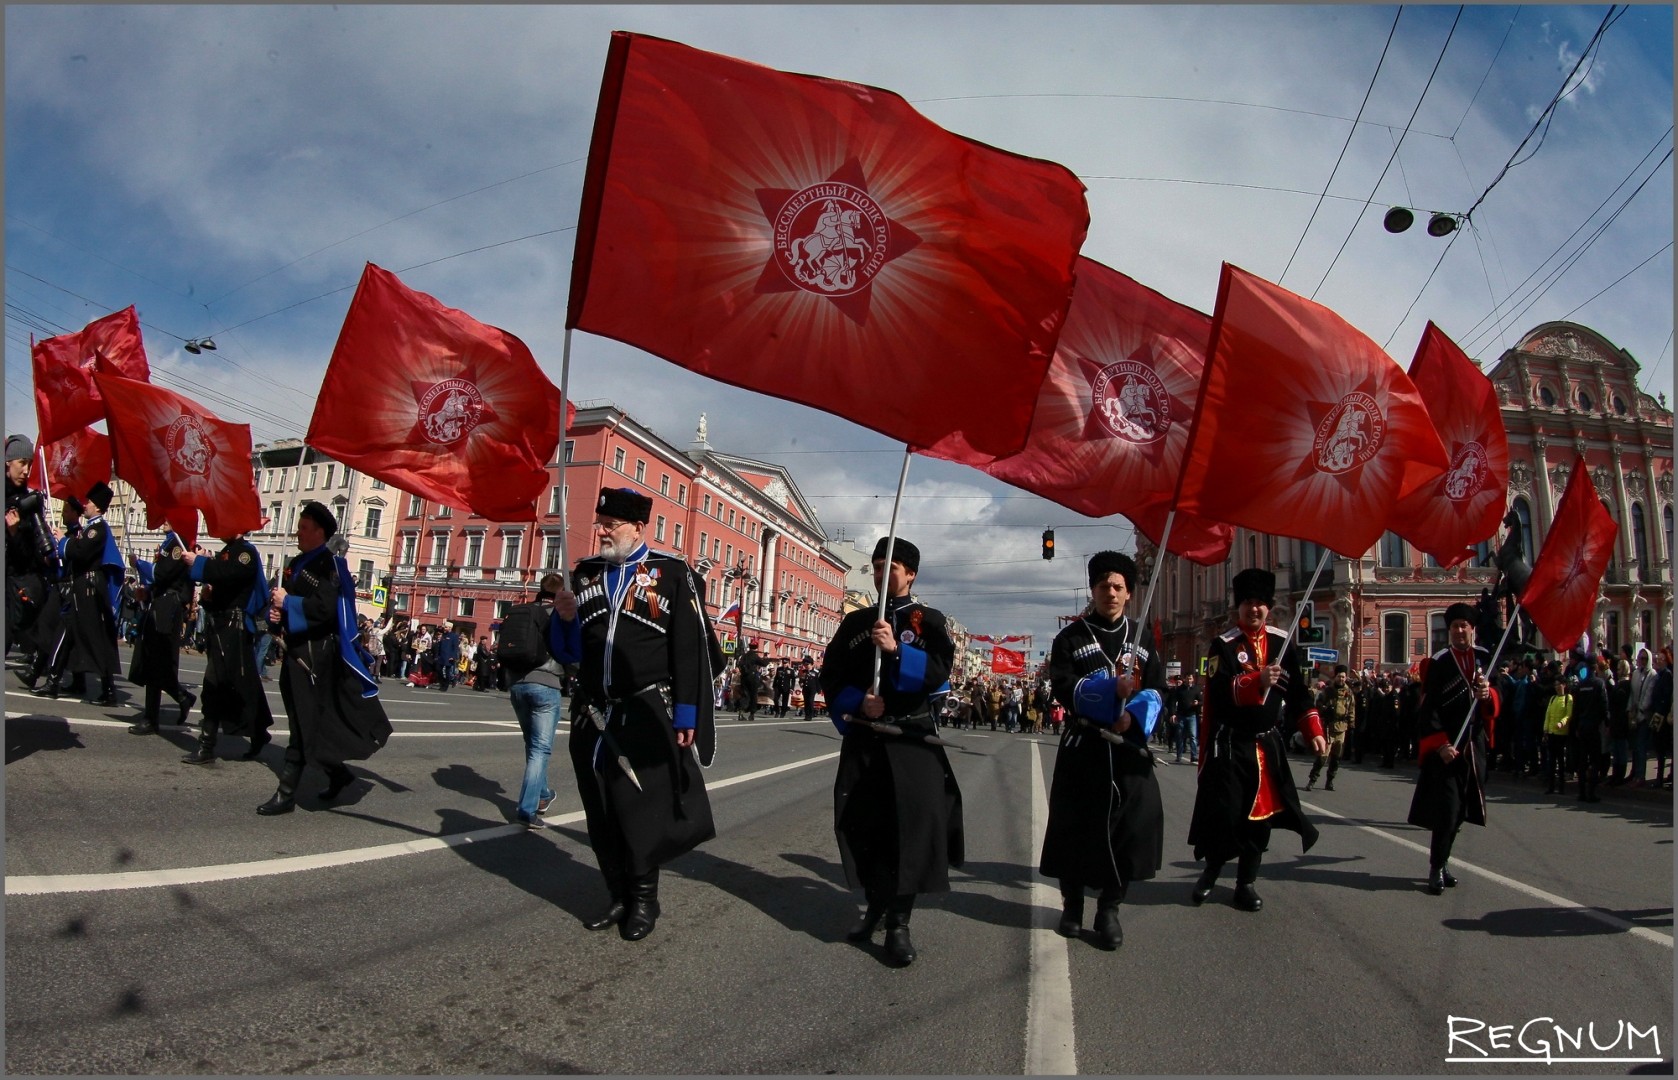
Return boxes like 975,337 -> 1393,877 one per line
500,574 -> 568,828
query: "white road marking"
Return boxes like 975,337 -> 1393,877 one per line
5,750 -> 840,896
1303,800 -> 1674,949
1025,739 -> 1077,1076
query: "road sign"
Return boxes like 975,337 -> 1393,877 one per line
1363,659 -> 1377,671
1305,646 -> 1339,664
372,586 -> 388,608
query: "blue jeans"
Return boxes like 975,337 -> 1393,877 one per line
1177,714 -> 1199,760
510,681 -> 562,822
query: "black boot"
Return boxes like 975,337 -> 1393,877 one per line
1232,881 -> 1263,912
91,675 -> 117,706
620,871 -> 660,941
883,896 -> 917,967
256,758 -> 304,816
1440,866 -> 1458,888
1426,867 -> 1445,895
127,715 -> 159,735
320,763 -> 354,801
1093,905 -> 1123,951
240,728 -> 272,761
181,720 -> 219,765
584,880 -> 629,931
1056,885 -> 1084,938
175,689 -> 196,727
1191,862 -> 1221,906
846,897 -> 888,942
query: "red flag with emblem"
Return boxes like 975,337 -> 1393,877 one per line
1174,263 -> 1449,556
921,257 -> 1233,564
1393,322 -> 1509,567
1521,455 -> 1618,652
32,307 -> 150,446
94,371 -> 262,540
568,31 -> 1089,459
991,646 -> 1027,675
308,264 -> 569,522
30,426 -> 112,503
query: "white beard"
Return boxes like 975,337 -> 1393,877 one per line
598,537 -> 629,565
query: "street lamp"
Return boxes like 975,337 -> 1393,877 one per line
182,337 -> 217,354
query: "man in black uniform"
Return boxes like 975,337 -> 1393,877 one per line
183,528 -> 275,764
42,481 -> 124,705
1187,568 -> 1326,912
1039,551 -> 1165,951
820,535 -> 963,967
798,656 -> 822,721
256,502 -> 391,815
737,642 -> 765,720
772,659 -> 795,717
1407,602 -> 1499,893
6,434 -> 57,672
126,529 -> 196,734
553,488 -> 720,941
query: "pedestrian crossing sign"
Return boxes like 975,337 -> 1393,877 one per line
372,586 -> 388,607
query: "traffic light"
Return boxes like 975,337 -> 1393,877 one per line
1298,600 -> 1325,644
1041,528 -> 1055,560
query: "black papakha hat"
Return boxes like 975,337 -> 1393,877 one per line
1087,550 -> 1138,591
596,486 -> 652,524
1231,568 -> 1275,606
299,500 -> 338,538
1444,602 -> 1478,626
84,481 -> 113,512
871,535 -> 920,573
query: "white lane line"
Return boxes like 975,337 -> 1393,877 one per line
5,749 -> 841,896
1303,800 -> 1674,949
1025,739 -> 1077,1076
5,713 -> 529,736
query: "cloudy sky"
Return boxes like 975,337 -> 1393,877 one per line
6,5 -> 1672,655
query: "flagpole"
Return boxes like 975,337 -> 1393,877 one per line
555,328 -> 574,575
1259,543 -> 1332,706
1131,508 -> 1178,648
870,445 -> 913,695
1453,603 -> 1519,750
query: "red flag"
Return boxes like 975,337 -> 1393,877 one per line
991,646 -> 1027,676
30,426 -> 112,503
32,307 -> 150,445
568,32 -> 1089,458
308,264 -> 565,522
1174,263 -> 1448,556
95,372 -> 262,540
922,258 -> 1232,564
1393,322 -> 1509,567
1522,455 -> 1618,652
145,504 -> 201,553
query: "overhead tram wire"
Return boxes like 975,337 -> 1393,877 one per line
1310,6 -> 1464,301
1448,6 -> 1522,140
1276,6 -> 1404,288
1559,241 -> 1675,324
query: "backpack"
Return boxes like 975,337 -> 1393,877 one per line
496,602 -> 551,672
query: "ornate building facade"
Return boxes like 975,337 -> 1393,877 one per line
1145,320 -> 1673,672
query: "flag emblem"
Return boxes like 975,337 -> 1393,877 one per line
162,414 -> 215,476
1088,358 -> 1171,445
51,444 -> 79,484
1312,391 -> 1385,474
1443,441 -> 1490,502
414,375 -> 495,446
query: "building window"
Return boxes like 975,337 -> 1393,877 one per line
307,465 -> 318,490
286,504 -> 298,535
496,600 -> 513,619
544,534 -> 563,569
635,459 -> 647,483
436,504 -> 451,518
464,533 -> 483,567
655,515 -> 667,543
563,440 -> 575,464
660,474 -> 670,496
269,503 -> 283,532
372,478 -> 386,490
401,534 -> 418,565
1382,614 -> 1408,665
363,507 -> 382,539
613,447 -> 626,472
1429,612 -> 1448,655
1379,531 -> 1406,568
703,494 -> 712,515
728,508 -> 736,528
1538,384 -> 1557,407
408,494 -> 424,517
1665,504 -> 1674,566
1640,609 -> 1654,649
1614,394 -> 1628,415
712,537 -> 722,560
424,595 -> 440,615
1509,497 -> 1535,565
393,592 -> 409,612
673,523 -> 683,550
1578,388 -> 1594,412
342,468 -> 353,488
699,531 -> 708,557
431,534 -> 448,565
677,484 -> 687,506
725,544 -> 733,566
1632,503 -> 1650,569
323,464 -> 335,489
357,560 -> 374,592
547,487 -> 562,515
503,533 -> 523,568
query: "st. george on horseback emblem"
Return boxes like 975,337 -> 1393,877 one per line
1443,440 -> 1489,502
418,378 -> 486,446
1313,391 -> 1385,474
773,182 -> 890,296
1089,359 -> 1171,444
163,414 -> 215,477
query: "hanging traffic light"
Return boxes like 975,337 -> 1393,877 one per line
1298,599 -> 1326,644
1041,528 -> 1055,560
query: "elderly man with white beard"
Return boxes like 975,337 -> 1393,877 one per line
552,487 -> 722,942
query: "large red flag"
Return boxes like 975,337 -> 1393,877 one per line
32,307 -> 150,445
30,426 -> 112,504
1522,455 -> 1618,652
95,372 -> 262,540
568,32 -> 1089,459
308,264 -> 566,522
991,646 -> 1027,676
921,258 -> 1233,564
145,503 -> 202,553
1393,322 -> 1509,567
1174,263 -> 1449,557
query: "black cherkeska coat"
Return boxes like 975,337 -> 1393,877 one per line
128,553 -> 192,694
61,513 -> 120,679
276,545 -> 391,765
566,548 -> 720,878
1038,612 -> 1166,889
191,538 -> 274,738
821,595 -> 964,897
1407,645 -> 1498,833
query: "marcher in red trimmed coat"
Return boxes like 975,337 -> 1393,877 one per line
1407,602 -> 1500,895
1187,568 -> 1325,912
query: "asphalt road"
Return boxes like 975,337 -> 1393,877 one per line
5,651 -> 1672,1075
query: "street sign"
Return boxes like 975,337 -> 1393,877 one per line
1305,646 -> 1339,663
1363,658 -> 1376,671
372,586 -> 388,608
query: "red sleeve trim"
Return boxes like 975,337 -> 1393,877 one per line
1299,709 -> 1323,742
1417,731 -> 1448,763
1233,671 -> 1266,708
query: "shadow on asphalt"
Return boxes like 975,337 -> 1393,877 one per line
5,715 -> 85,763
1442,904 -> 1675,939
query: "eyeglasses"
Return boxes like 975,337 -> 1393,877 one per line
593,519 -> 632,533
